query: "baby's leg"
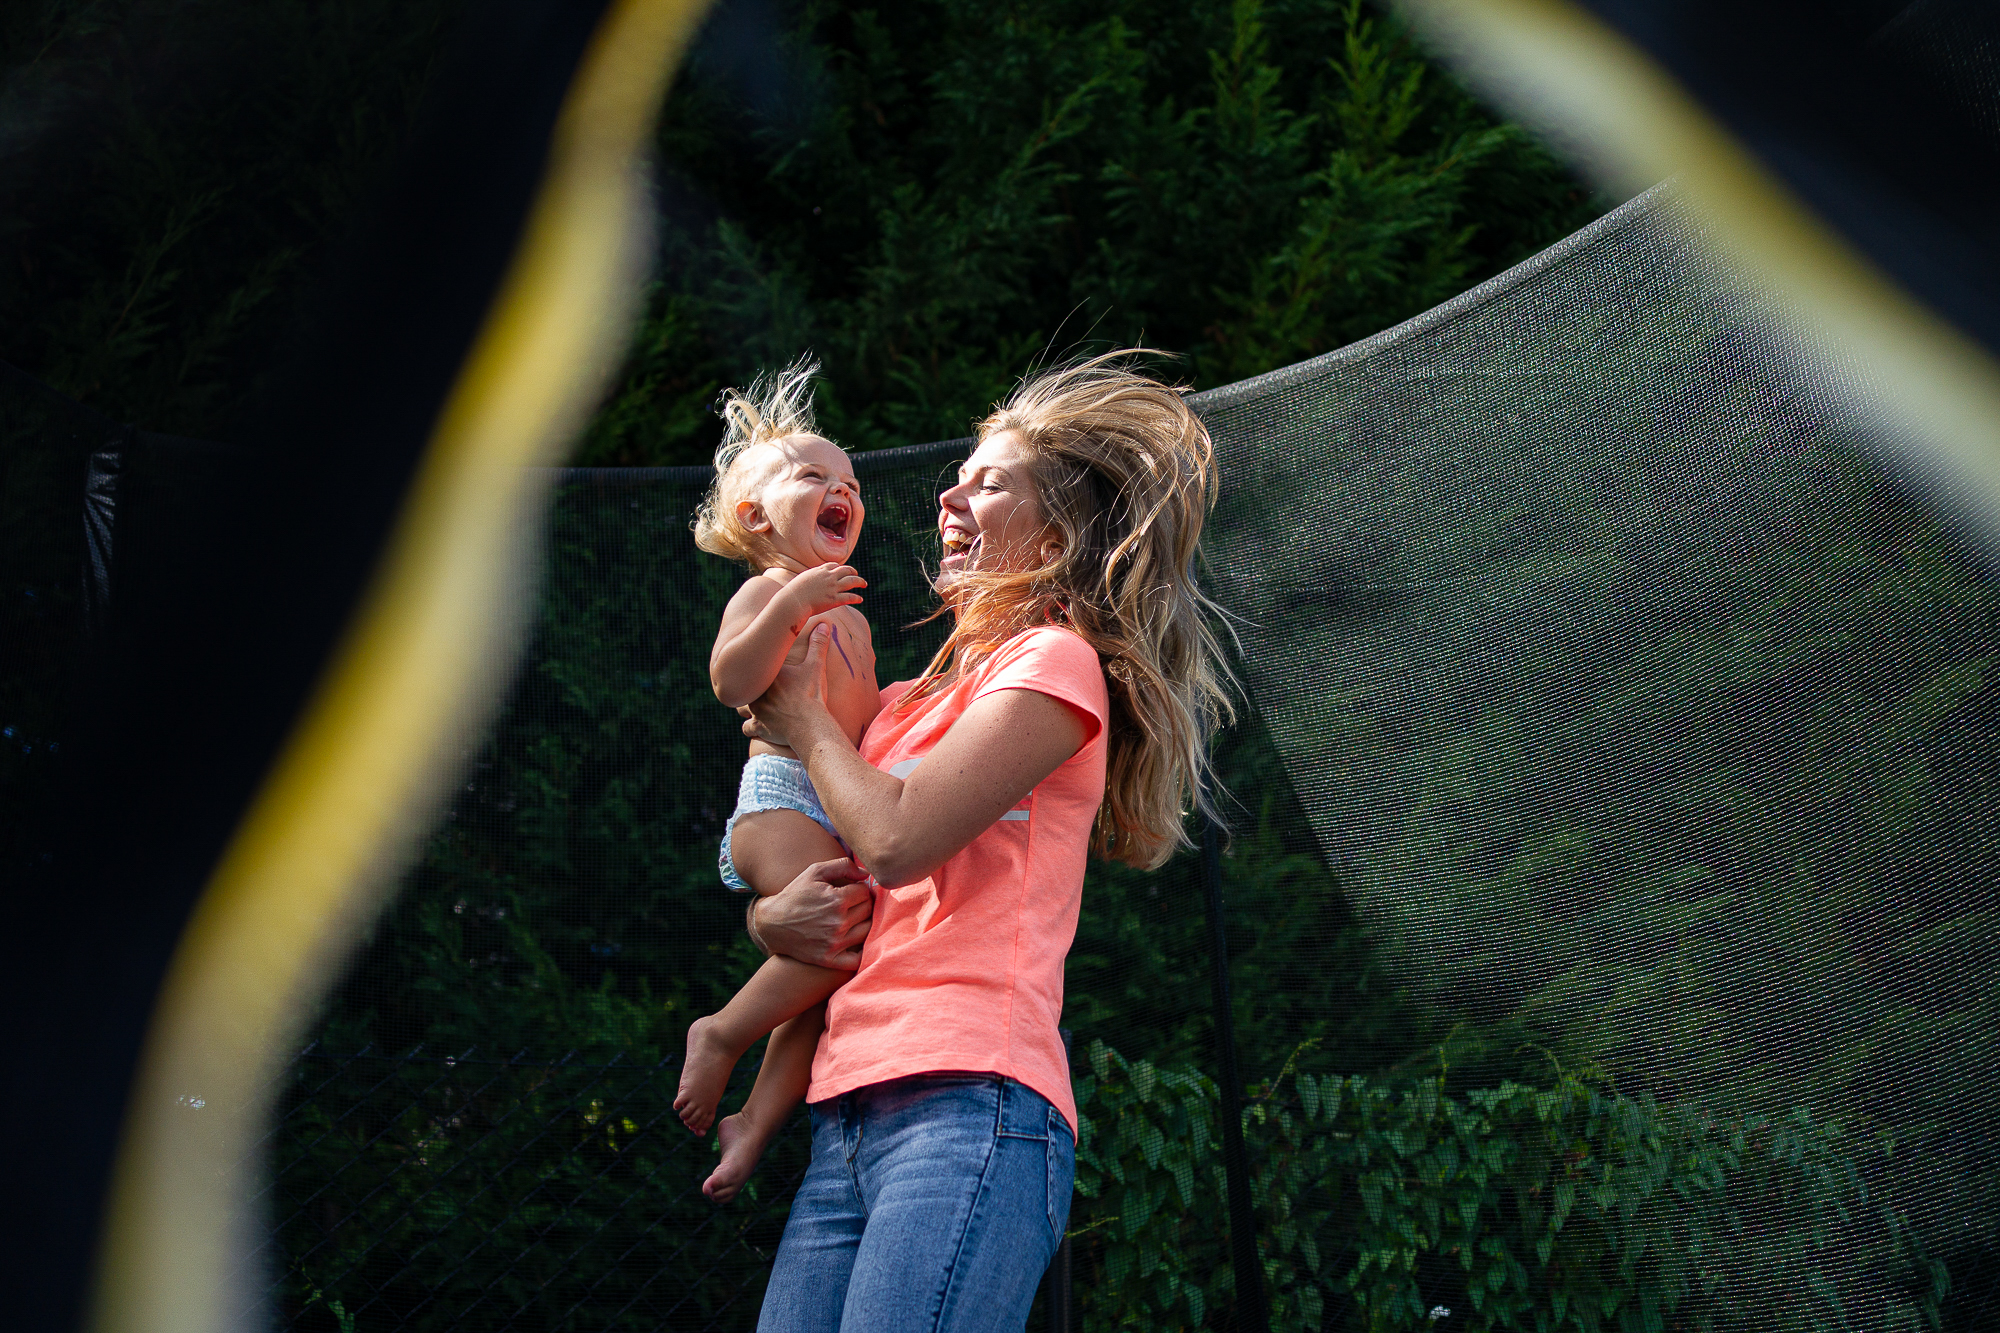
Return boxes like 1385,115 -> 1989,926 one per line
676,954 -> 844,1133
678,808 -> 851,1136
726,806 -> 848,902
705,1001 -> 826,1203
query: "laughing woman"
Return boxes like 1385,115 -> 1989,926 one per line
740,354 -> 1233,1333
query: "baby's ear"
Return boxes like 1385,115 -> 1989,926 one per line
735,498 -> 771,533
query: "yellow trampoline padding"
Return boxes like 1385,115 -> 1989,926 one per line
91,2 -> 713,1331
1400,0 -> 2000,529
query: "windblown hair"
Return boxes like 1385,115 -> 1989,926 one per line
909,351 -> 1236,870
692,357 -> 824,565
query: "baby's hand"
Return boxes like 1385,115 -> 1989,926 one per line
785,563 -> 866,620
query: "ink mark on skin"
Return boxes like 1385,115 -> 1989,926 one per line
830,623 -> 855,677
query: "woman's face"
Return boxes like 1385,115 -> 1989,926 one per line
936,430 -> 1053,590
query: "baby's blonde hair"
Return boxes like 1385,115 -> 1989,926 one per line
906,351 -> 1236,870
693,357 -> 824,565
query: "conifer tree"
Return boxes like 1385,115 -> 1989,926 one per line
582,0 -> 1602,463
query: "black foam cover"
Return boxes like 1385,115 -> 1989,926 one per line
1,1 -> 615,1325
1577,0 -> 2000,358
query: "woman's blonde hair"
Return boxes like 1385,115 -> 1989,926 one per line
909,351 -> 1236,870
693,357 -> 824,565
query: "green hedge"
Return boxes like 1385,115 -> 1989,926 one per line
1073,1043 -> 1948,1332
272,1038 -> 1947,1331
268,1049 -> 807,1332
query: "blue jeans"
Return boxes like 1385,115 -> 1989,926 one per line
757,1074 -> 1076,1333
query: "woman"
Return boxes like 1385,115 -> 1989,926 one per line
741,354 -> 1233,1333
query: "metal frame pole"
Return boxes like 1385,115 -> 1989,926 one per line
1203,812 -> 1269,1333
1044,1229 -> 1073,1333
1044,1027 -> 1075,1333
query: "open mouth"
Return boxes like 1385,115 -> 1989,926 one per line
817,501 -> 852,545
940,530 -> 980,564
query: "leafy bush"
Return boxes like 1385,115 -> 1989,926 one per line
262,1035 -> 1947,1331
1073,1041 -> 1948,1332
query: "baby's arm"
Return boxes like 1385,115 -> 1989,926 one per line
711,565 -> 866,708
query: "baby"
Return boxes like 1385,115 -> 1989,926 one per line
677,361 -> 879,1203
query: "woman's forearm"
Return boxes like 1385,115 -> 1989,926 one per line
788,706 -> 915,879
796,686 -> 1088,888
747,625 -> 1089,886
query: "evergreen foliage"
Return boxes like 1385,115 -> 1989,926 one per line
0,0 -> 1597,451
585,0 -> 1601,464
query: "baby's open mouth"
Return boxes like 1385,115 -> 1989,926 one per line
817,501 -> 852,543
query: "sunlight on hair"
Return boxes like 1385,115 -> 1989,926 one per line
909,350 -> 1238,869
692,356 -> 825,564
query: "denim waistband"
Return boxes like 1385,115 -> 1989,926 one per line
824,1071 -> 1068,1144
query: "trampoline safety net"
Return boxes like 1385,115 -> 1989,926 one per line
7,185 -> 1996,1331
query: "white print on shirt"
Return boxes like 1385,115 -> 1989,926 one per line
887,756 -> 1029,820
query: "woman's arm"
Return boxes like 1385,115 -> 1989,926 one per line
711,565 -> 866,708
747,625 -> 1089,887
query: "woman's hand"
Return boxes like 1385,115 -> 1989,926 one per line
749,856 -> 874,970
742,623 -> 837,752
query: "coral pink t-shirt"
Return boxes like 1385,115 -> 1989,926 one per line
808,625 -> 1108,1131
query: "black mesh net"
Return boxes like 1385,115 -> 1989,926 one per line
9,184 -> 1999,1330
1196,187 -> 1999,1326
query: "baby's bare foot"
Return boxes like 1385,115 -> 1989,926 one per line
704,1111 -> 778,1204
674,1015 -> 737,1135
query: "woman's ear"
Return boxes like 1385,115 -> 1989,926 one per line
736,498 -> 771,533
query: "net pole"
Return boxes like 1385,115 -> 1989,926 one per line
1201,810 -> 1268,1333
1042,1028 -> 1075,1333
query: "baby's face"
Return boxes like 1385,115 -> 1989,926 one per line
738,435 -> 864,569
